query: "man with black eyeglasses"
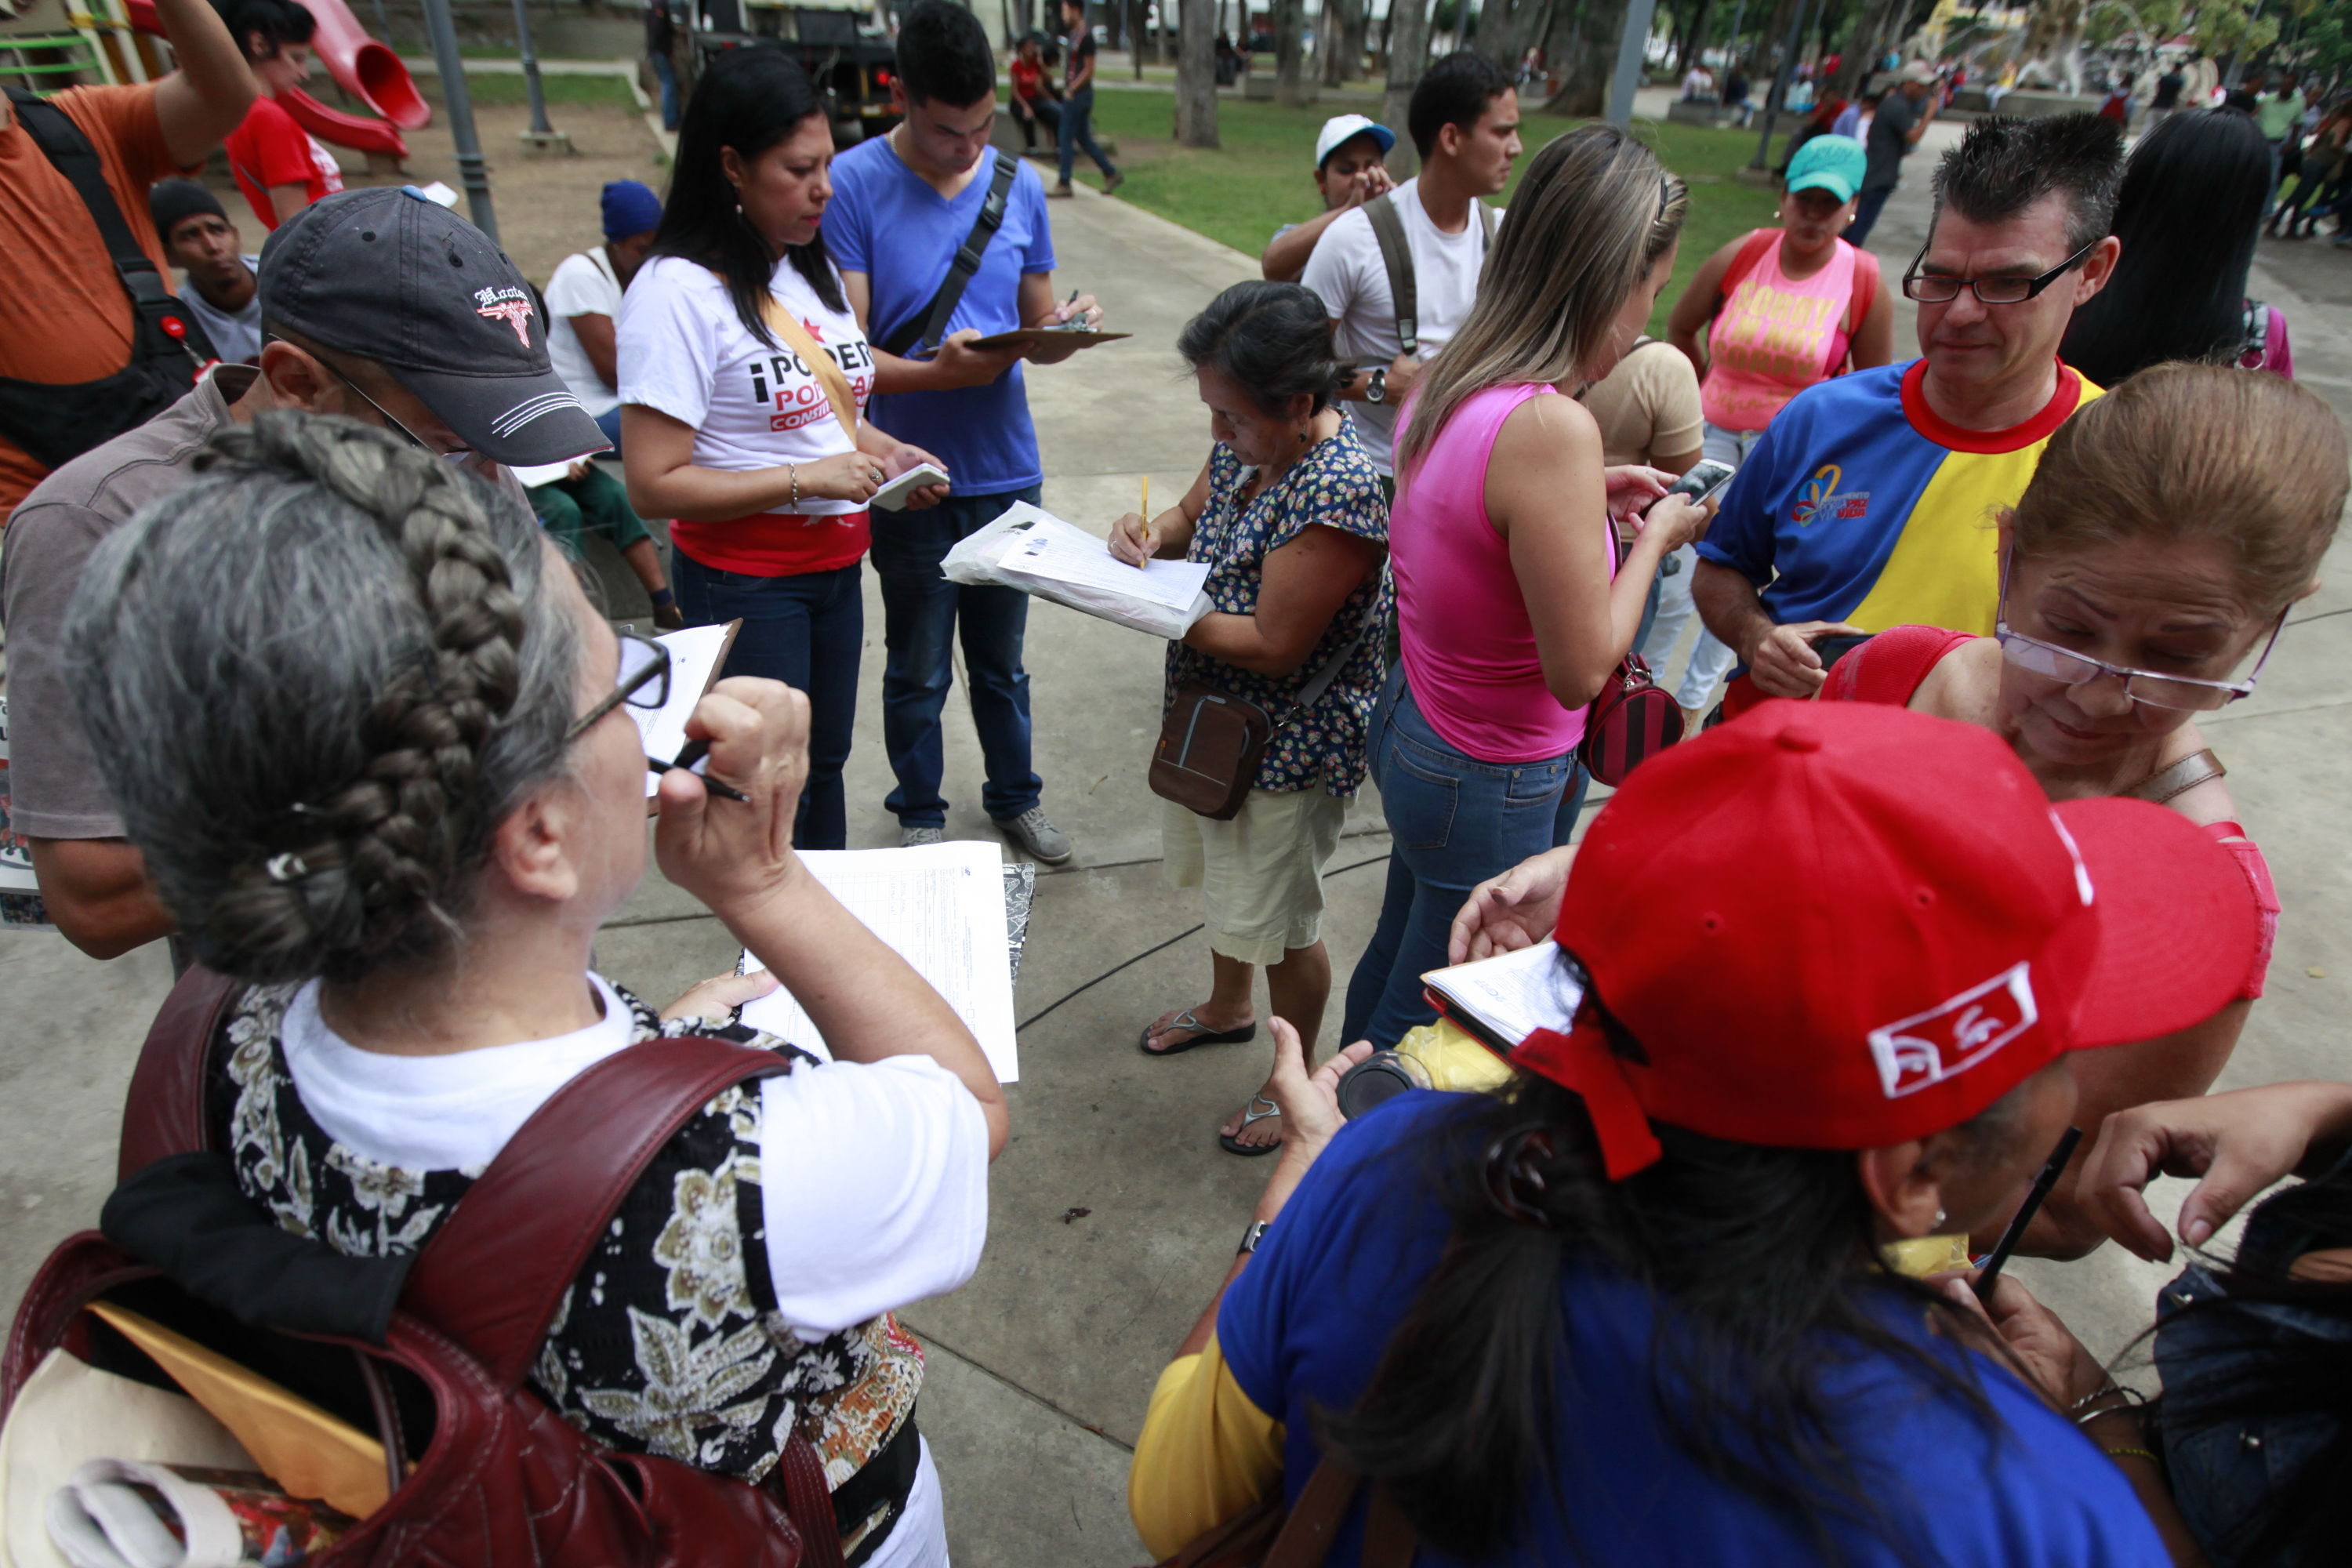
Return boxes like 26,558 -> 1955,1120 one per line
1694,115 -> 2122,720
3,187 -> 604,959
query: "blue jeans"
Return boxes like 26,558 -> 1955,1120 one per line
1846,183 -> 1893,249
649,49 -> 680,131
1341,666 -> 1584,1047
869,488 -> 1043,826
1057,86 -> 1116,187
670,554 -> 862,849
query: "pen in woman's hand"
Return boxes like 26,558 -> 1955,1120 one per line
656,739 -> 752,804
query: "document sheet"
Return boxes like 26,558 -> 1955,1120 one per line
1421,941 -> 1586,1051
939,501 -> 1213,637
1000,524 -> 1210,611
739,840 -> 1021,1082
631,622 -> 736,797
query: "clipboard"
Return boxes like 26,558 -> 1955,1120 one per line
962,327 -> 1132,350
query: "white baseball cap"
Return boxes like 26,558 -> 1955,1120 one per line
1899,59 -> 1937,85
1315,113 -> 1396,169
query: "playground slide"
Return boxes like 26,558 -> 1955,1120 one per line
124,0 -> 427,130
280,83 -> 408,158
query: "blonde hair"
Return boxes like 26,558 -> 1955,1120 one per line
1393,125 -> 1687,477
2011,362 -> 2347,616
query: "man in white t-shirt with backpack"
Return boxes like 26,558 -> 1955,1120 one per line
544,180 -> 663,452
1301,50 -> 1521,487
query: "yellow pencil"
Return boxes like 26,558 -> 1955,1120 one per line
1138,475 -> 1150,563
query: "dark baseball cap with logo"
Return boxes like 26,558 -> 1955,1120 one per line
257,187 -> 608,466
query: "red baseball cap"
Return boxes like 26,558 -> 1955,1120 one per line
1515,701 -> 2257,1178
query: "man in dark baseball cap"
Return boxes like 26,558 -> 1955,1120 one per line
3,185 -> 604,962
258,186 -> 609,466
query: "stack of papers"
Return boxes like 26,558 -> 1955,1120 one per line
739,840 -> 1021,1082
940,501 -> 1213,638
1421,940 -> 1586,1056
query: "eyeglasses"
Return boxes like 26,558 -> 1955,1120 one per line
1994,559 -> 2285,713
281,339 -> 471,461
1902,236 -> 2100,304
565,630 -> 671,742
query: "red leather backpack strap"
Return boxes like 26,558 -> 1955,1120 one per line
1711,227 -> 1780,318
1846,245 -> 1881,338
1819,625 -> 1975,707
117,967 -> 241,1182
401,1034 -> 793,1388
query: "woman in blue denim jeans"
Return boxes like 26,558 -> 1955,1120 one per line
1962,1081 -> 2352,1566
1338,128 -> 1711,1047
619,51 -> 947,848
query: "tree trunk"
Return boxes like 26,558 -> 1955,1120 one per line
1383,0 -> 1432,174
1276,0 -> 1311,103
1320,0 -> 1349,85
1483,0 -> 1522,65
1678,0 -> 1712,71
1545,0 -> 1622,114
1178,0 -> 1220,142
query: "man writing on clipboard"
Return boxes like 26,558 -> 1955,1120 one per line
827,0 -> 1109,866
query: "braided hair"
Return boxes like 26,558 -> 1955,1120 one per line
65,411 -> 581,983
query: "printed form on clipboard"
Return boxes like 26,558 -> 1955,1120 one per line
735,840 -> 1020,1083
1421,941 -> 1587,1058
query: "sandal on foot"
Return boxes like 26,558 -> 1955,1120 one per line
1138,1009 -> 1258,1057
1219,1095 -> 1281,1156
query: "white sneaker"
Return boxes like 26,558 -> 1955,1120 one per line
899,825 -> 946,848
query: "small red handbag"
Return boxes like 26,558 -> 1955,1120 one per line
1577,648 -> 1685,786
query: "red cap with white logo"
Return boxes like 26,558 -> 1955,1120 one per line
1516,701 -> 2257,1178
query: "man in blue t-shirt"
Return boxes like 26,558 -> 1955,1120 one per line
826,0 -> 1103,865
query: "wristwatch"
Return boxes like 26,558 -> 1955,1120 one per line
1237,1219 -> 1271,1257
1365,367 -> 1387,405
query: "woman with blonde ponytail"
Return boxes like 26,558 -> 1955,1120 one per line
1339,125 -> 1715,1048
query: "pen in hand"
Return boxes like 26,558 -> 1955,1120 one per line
655,738 -> 752,804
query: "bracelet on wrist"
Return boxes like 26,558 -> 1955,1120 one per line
789,463 -> 799,511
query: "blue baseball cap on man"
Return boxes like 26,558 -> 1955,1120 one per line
1787,133 -> 1867,202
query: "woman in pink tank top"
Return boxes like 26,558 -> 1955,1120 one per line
1340,125 -> 1716,1049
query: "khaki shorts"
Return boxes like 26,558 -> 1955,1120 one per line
1162,788 -> 1348,967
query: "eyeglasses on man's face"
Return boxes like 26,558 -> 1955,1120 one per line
1902,235 -> 2100,304
566,630 -> 671,742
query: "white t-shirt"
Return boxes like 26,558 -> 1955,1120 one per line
180,252 -> 263,365
1300,179 -> 1501,475
278,971 -> 989,1341
543,246 -> 625,417
616,253 -> 874,516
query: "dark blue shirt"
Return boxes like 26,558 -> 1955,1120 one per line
825,136 -> 1056,496
1217,1093 -> 2169,1567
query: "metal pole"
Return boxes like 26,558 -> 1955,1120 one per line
510,0 -> 555,134
419,0 -> 499,238
1726,0 -> 1745,70
1606,0 -> 1660,123
1748,0 -> 1813,167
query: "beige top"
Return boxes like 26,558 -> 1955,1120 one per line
1579,337 -> 1705,468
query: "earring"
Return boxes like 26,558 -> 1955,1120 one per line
1934,1207 -> 1948,1229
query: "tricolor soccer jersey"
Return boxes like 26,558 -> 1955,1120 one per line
1698,358 -> 2102,646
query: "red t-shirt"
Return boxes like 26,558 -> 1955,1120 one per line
1010,57 -> 1045,103
222,96 -> 344,228
669,510 -> 873,577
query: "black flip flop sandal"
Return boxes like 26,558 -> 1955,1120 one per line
1138,1009 -> 1258,1057
1218,1095 -> 1282,1156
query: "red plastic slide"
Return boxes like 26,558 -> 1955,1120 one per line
124,0 -> 428,131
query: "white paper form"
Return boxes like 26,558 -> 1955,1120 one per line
738,840 -> 1020,1082
993,503 -> 1212,610
630,622 -> 735,797
1421,941 -> 1585,1049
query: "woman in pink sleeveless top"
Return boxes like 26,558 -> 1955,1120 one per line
1648,134 -> 1895,722
1338,126 -> 1715,1048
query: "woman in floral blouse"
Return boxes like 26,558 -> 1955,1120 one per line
1111,281 -> 1389,1154
66,413 -> 1006,1568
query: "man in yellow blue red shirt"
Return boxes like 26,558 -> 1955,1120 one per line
1696,115 -> 2123,718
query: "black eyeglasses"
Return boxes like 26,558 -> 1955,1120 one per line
566,630 -> 670,742
1902,236 -> 2100,304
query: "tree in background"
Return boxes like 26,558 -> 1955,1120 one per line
1178,0 -> 1219,141
1385,0 -> 1433,171
1276,0 -> 1311,100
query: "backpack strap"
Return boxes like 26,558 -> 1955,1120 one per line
116,966 -> 242,1182
878,151 -> 1020,359
1365,192 -> 1417,357
1711,227 -> 1780,323
398,1033 -> 793,1390
1844,244 -> 1880,339
4,86 -> 216,365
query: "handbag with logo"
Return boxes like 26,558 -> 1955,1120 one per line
1150,629 -> 1368,821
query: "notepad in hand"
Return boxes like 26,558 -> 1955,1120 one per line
870,462 -> 950,512
1421,940 -> 1586,1058
631,620 -> 741,797
962,327 -> 1131,350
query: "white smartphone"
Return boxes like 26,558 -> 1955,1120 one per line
869,463 -> 952,513
1660,458 -> 1737,508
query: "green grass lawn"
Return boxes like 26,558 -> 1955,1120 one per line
1062,92 -> 1789,334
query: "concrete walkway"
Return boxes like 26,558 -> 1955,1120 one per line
2,106 -> 2350,1566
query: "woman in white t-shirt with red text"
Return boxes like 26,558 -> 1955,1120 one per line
622,49 -> 949,849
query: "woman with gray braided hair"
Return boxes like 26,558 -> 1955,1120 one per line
67,411 -> 1006,1567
